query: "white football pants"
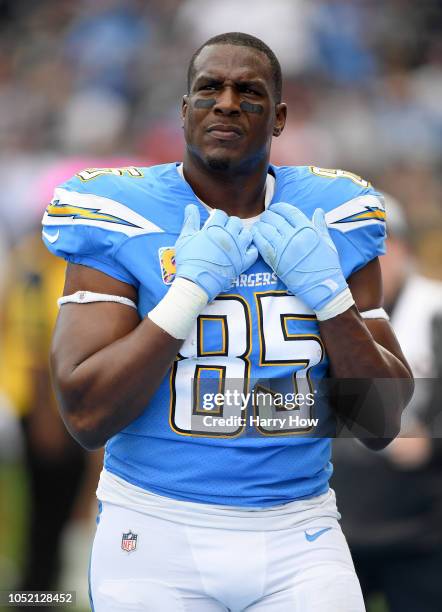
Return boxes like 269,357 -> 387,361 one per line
89,489 -> 365,611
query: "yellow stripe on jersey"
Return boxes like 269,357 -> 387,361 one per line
45,203 -> 140,228
333,207 -> 386,225
348,209 -> 386,222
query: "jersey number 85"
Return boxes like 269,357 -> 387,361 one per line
170,292 -> 324,438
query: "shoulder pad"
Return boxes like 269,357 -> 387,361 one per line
41,166 -> 165,285
275,165 -> 386,277
63,166 -> 145,196
43,166 -> 164,237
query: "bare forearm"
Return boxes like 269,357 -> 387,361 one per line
319,306 -> 413,441
53,316 -> 182,449
320,307 -> 409,378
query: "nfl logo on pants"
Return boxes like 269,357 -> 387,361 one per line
121,531 -> 138,552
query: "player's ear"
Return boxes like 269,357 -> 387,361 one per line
181,95 -> 189,124
273,102 -> 287,137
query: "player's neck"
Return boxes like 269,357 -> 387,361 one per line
182,154 -> 269,218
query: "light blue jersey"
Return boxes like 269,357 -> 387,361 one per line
42,163 -> 386,507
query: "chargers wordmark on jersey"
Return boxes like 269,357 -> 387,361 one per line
42,163 -> 386,507
157,247 -> 278,288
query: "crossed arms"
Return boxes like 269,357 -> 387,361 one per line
51,205 -> 413,450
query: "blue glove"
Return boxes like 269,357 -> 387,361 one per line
251,202 -> 348,312
175,205 -> 258,301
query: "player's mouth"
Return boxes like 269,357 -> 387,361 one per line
206,124 -> 243,141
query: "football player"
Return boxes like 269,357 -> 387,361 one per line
43,33 -> 413,611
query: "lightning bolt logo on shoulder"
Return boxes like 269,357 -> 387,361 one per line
46,200 -> 141,228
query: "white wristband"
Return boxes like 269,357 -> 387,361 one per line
315,287 -> 355,321
148,277 -> 208,340
58,291 -> 137,309
360,307 -> 389,320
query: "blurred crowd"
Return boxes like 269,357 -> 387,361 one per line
0,1 -> 441,610
0,0 -> 441,248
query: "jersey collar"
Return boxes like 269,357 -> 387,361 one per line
176,163 -> 275,227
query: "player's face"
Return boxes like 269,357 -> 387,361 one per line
182,44 -> 286,172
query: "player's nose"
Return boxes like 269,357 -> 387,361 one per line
214,86 -> 241,115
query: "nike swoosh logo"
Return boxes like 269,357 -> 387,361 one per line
42,229 -> 60,244
304,527 -> 332,542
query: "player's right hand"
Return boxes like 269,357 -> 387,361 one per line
175,204 -> 258,301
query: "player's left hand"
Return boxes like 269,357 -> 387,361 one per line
251,202 -> 348,313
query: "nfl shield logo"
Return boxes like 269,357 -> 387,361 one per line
121,531 -> 138,552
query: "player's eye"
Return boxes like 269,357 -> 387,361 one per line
240,86 -> 260,96
199,82 -> 220,91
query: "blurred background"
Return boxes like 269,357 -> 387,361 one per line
0,1 -> 441,611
